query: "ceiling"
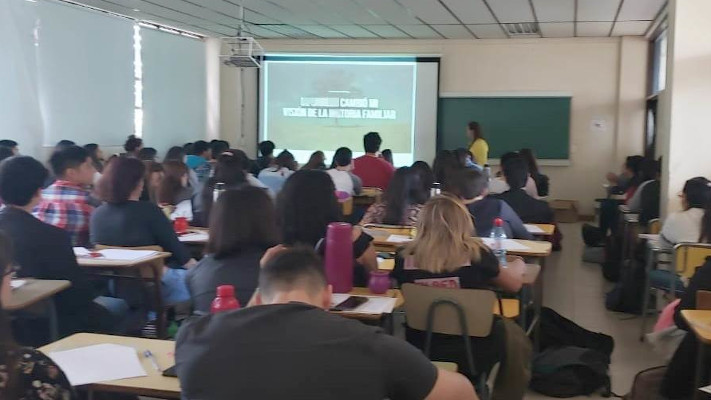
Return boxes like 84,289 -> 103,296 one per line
66,0 -> 667,39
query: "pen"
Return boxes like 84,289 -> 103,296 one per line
143,350 -> 161,372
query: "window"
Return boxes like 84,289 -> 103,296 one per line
651,30 -> 667,95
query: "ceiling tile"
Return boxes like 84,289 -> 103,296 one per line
193,0 -> 280,25
397,0 -> 459,24
431,24 -> 474,39
258,24 -> 320,38
242,24 -> 289,38
576,21 -> 613,36
264,0 -> 350,25
439,0 -> 496,24
486,0 -> 535,23
307,0 -> 385,24
577,0 -> 621,22
466,24 -> 508,39
396,24 -> 443,38
242,0 -> 316,24
611,20 -> 650,36
538,22 -> 574,37
617,0 -> 666,21
328,25 -> 380,38
351,0 -> 421,25
362,25 -> 411,38
531,0 -> 575,22
296,25 -> 349,38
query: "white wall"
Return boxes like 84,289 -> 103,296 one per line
221,37 -> 649,214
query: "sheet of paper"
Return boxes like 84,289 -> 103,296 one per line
10,280 -> 26,290
48,344 -> 147,386
638,234 -> 660,241
170,200 -> 193,221
481,238 -> 531,251
73,247 -> 90,257
524,224 -> 545,234
331,294 -> 398,315
179,232 -> 209,243
701,385 -> 711,394
98,249 -> 158,261
386,234 -> 412,243
362,228 -> 389,238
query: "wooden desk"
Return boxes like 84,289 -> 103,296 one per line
77,252 -> 171,268
6,279 -> 71,341
40,333 -> 180,399
505,240 -> 552,258
433,361 -> 458,372
332,287 -> 404,322
527,224 -> 556,237
681,310 -> 711,399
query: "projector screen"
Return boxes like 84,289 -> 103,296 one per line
259,55 -> 439,167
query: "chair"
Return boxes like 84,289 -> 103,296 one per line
401,283 -> 499,399
697,290 -> 711,311
648,218 -> 661,235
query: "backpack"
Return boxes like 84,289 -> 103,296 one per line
531,346 -> 611,398
539,307 -> 614,357
605,259 -> 646,315
582,223 -> 604,247
602,234 -> 623,282
621,366 -> 667,400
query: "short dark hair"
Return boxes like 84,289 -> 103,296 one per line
96,156 -> 146,204
49,146 -> 90,177
501,155 -> 529,190
0,147 -> 14,163
0,156 -> 48,206
55,140 -> 76,150
138,147 -> 158,161
499,152 -> 520,168
210,140 -> 229,158
124,135 -> 142,153
258,247 -> 327,301
0,140 -> 17,148
363,132 -> 382,153
258,141 -> 275,157
332,147 -> 352,168
192,140 -> 209,156
443,168 -> 488,200
684,177 -> 711,209
275,150 -> 296,171
207,187 -> 279,259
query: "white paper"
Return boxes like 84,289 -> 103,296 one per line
331,294 -> 398,315
10,280 -> 26,290
97,249 -> 158,261
170,200 -> 193,221
362,228 -> 389,238
524,224 -> 545,234
386,234 -> 412,243
639,234 -> 660,241
73,247 -> 90,257
48,344 -> 147,386
179,232 -> 209,243
701,385 -> 711,394
481,238 -> 531,251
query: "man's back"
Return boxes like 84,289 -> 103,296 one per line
496,189 -> 553,224
34,180 -> 95,247
352,155 -> 395,190
176,303 -> 437,400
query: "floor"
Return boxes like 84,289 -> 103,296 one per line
525,222 -> 665,399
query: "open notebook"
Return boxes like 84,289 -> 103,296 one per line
74,247 -> 159,261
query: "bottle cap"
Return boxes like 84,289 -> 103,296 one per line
216,285 -> 235,297
494,218 -> 504,227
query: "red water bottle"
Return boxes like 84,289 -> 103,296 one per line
210,285 -> 240,314
324,222 -> 354,293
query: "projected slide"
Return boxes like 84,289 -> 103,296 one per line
262,59 -> 417,165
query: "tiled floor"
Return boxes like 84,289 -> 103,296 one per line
526,222 -> 665,399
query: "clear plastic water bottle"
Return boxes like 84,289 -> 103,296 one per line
490,217 -> 508,267
431,182 -> 441,197
213,182 -> 225,203
483,164 -> 492,181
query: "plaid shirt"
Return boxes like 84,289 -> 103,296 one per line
33,180 -> 96,247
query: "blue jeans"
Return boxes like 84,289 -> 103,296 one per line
162,268 -> 191,305
648,269 -> 685,294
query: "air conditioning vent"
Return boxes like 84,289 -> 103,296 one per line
504,23 -> 540,36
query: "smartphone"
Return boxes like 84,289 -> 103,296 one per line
332,296 -> 369,312
162,365 -> 177,377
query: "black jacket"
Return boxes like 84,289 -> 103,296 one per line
495,189 -> 554,224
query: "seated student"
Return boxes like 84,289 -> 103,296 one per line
164,146 -> 186,163
606,155 -> 644,195
187,187 -> 278,313
185,140 -> 212,187
488,152 -> 539,198
84,143 -> 105,174
0,232 -> 78,399
626,158 -> 661,226
360,167 -> 427,227
90,157 -> 195,304
659,177 -> 711,250
352,132 -> 395,190
138,147 -> 158,162
392,196 -> 529,399
519,148 -> 549,197
301,150 -> 326,170
381,149 -> 394,165
139,161 -> 164,203
326,147 -> 362,195
411,161 -> 435,199
209,140 -> 229,163
252,140 -> 275,176
123,135 -> 143,158
432,150 -> 460,186
0,139 -> 19,155
0,156 -> 126,337
228,149 -> 273,194
258,150 -> 297,195
443,168 -> 532,240
197,153 -> 248,226
176,247 -> 477,400
34,146 -> 98,247
455,148 -> 483,171
156,160 -> 193,221
277,170 -> 378,285
495,155 -> 553,224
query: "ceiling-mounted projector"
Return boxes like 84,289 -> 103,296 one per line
220,37 -> 264,68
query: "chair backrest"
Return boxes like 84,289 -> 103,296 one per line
362,223 -> 414,237
674,243 -> 711,278
648,218 -> 661,234
339,196 -> 353,216
401,283 -> 495,338
697,290 -> 711,310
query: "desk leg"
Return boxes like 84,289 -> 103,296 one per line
149,264 -> 167,339
47,298 -> 59,342
534,257 -> 544,353
695,341 -> 707,400
639,247 -> 654,341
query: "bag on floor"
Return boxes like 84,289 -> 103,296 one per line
605,259 -> 645,315
583,246 -> 605,265
531,346 -> 611,398
621,366 -> 667,400
602,235 -> 623,282
582,223 -> 604,247
539,307 -> 614,357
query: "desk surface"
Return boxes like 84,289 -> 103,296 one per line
528,224 -> 556,236
77,252 -> 171,268
682,310 -> 711,344
40,333 -> 180,398
373,236 -> 552,258
6,279 -> 71,311
332,287 -> 404,320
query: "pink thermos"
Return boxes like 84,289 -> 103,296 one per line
324,222 -> 354,293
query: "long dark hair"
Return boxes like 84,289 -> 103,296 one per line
201,154 -> 247,221
519,148 -> 540,176
0,231 -> 19,398
468,121 -> 484,141
96,156 -> 146,204
683,177 -> 711,210
277,170 -> 340,246
381,167 -> 427,225
207,187 -> 279,259
411,161 -> 434,199
301,151 -> 325,170
157,161 -> 188,205
164,146 -> 185,162
432,150 -> 459,185
84,143 -> 103,173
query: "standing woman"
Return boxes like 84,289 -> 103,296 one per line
467,121 -> 488,166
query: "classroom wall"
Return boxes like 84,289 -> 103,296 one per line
220,37 -> 648,215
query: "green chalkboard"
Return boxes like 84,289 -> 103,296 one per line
438,96 -> 571,160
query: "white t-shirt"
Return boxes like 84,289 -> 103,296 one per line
327,169 -> 355,195
660,207 -> 705,249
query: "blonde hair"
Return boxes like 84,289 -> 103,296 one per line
402,195 -> 484,274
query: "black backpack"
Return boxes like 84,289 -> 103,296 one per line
602,235 -> 623,282
531,346 -> 612,398
539,307 -> 614,357
605,259 -> 645,315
